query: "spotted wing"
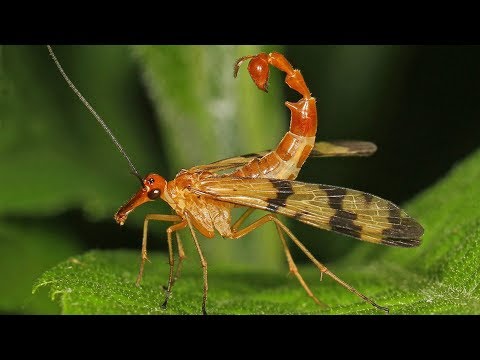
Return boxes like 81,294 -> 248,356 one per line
193,177 -> 423,247
189,141 -> 377,173
309,140 -> 377,157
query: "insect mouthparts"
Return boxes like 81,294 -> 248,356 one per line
114,211 -> 127,226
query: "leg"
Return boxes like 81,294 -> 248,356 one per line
232,208 -> 256,231
185,214 -> 209,315
136,214 -> 182,286
231,214 -> 389,313
273,219 -> 327,308
232,209 -> 326,307
161,221 -> 188,310
173,231 -> 187,284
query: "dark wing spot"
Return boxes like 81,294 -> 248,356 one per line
387,208 -> 402,224
363,193 -> 374,204
309,149 -> 323,157
293,210 -> 309,220
329,209 -> 362,239
242,152 -> 262,158
381,237 -> 421,248
382,208 -> 405,238
318,186 -> 363,239
336,209 -> 357,220
381,208 -> 424,247
266,179 -> 294,213
319,185 -> 347,211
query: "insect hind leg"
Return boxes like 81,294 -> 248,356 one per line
232,209 -> 326,308
273,219 -> 328,308
230,214 -> 389,313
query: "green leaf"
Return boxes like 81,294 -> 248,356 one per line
33,147 -> 480,314
32,249 -> 384,315
0,219 -> 83,314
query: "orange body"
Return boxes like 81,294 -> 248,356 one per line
232,52 -> 317,181
115,52 -> 317,235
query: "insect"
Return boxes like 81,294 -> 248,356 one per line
47,46 -> 424,314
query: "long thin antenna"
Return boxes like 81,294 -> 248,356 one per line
46,45 -> 143,184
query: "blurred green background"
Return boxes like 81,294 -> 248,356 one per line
1,45 -> 479,314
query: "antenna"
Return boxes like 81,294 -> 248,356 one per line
46,45 -> 144,185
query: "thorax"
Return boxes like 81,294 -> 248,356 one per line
164,170 -> 233,238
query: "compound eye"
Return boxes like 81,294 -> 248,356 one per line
148,189 -> 161,200
148,178 -> 155,185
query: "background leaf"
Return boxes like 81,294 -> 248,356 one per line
0,46 -> 155,218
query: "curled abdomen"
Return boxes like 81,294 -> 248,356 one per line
233,52 -> 317,181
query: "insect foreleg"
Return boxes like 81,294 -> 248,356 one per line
137,214 -> 183,286
137,214 -> 187,311
185,214 -> 209,315
172,231 -> 187,286
230,214 -> 389,313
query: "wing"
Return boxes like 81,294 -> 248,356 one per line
309,140 -> 377,157
192,177 -> 423,247
189,141 -> 377,173
189,153 -> 261,172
